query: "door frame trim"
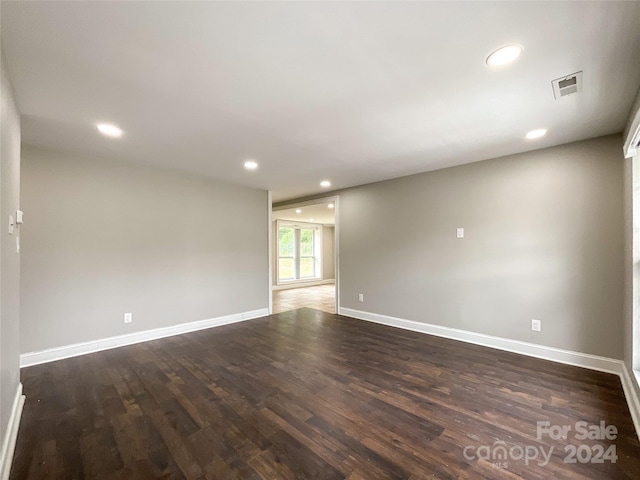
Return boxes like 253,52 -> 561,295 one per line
272,195 -> 339,313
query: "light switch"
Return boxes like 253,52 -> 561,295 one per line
8,215 -> 14,235
456,227 -> 464,238
16,210 -> 23,224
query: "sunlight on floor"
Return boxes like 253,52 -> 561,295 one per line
272,284 -> 336,314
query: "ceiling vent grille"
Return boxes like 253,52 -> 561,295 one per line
552,71 -> 583,99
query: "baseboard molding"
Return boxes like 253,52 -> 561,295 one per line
620,366 -> 640,441
273,279 -> 335,291
339,307 -> 639,441
338,307 -> 624,374
0,383 -> 25,480
20,308 -> 269,368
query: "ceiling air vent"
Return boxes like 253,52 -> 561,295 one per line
551,71 -> 583,99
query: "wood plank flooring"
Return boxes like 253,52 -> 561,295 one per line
272,284 -> 336,314
10,309 -> 640,479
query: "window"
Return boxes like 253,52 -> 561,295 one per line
299,228 -> 316,278
277,221 -> 321,283
278,225 -> 295,281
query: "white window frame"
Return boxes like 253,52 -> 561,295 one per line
276,219 -> 323,286
624,106 -> 640,396
633,154 -> 640,376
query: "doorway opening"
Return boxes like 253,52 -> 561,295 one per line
271,197 -> 338,314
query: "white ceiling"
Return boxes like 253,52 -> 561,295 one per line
2,2 -> 640,202
273,202 -> 336,226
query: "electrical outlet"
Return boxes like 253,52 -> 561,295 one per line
358,293 -> 364,302
531,319 -> 541,332
456,227 -> 464,238
124,312 -> 133,324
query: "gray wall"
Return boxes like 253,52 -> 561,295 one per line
1,46 -> 21,447
323,225 -> 335,280
338,135 -> 624,359
21,146 -> 269,353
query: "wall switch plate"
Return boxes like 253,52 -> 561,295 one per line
16,210 -> 23,224
124,312 -> 133,324
8,215 -> 14,235
456,227 -> 464,238
531,319 -> 541,332
358,293 -> 364,302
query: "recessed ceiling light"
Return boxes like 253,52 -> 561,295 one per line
309,218 -> 314,222
320,180 -> 331,188
486,45 -> 523,67
244,160 -> 258,170
295,209 -> 302,214
96,123 -> 123,138
525,129 -> 547,140
328,203 -> 334,209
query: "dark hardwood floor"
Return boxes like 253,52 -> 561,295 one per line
10,309 -> 640,479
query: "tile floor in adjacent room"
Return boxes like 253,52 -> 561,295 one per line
272,284 -> 336,314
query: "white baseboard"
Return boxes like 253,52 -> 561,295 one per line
338,307 -> 624,374
338,307 -> 640,441
273,279 -> 335,291
20,308 -> 269,368
0,383 -> 25,480
620,366 -> 640,441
